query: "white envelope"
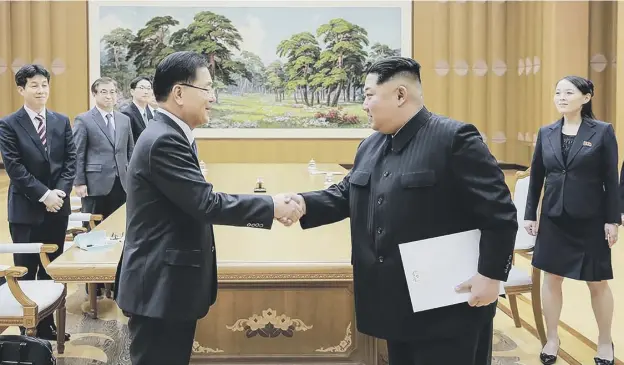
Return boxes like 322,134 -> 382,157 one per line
398,229 -> 505,313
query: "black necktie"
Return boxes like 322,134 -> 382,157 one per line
146,107 -> 153,121
191,140 -> 198,156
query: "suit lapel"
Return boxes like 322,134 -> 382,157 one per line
91,108 -> 115,146
113,111 -> 125,147
130,103 -> 146,129
158,112 -> 199,166
547,121 -> 564,167
16,107 -> 48,160
566,120 -> 596,167
44,110 -> 58,160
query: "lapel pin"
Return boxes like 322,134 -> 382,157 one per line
582,141 -> 592,147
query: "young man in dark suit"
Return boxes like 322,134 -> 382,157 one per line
120,76 -> 153,144
0,64 -> 76,341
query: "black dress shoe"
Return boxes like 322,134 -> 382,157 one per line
594,343 -> 614,365
540,340 -> 560,365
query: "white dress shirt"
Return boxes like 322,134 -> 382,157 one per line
23,105 -> 52,203
156,108 -> 195,145
133,101 -> 150,124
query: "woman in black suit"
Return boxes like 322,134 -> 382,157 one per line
525,76 -> 617,365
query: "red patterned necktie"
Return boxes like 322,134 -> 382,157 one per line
35,114 -> 47,150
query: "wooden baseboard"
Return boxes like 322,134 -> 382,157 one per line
339,163 -> 528,172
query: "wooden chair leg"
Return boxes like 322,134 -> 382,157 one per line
56,298 -> 67,354
104,283 -> 112,299
508,294 -> 522,328
531,266 -> 547,346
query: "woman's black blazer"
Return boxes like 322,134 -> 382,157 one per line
524,118 -> 619,224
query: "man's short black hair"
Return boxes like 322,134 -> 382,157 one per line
130,76 -> 152,90
153,51 -> 209,102
15,64 -> 50,88
366,57 -> 422,85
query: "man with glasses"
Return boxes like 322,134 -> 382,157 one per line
73,77 -> 134,221
121,76 -> 154,143
114,51 -> 303,365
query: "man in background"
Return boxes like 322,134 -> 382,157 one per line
120,76 -> 153,143
280,57 -> 517,365
73,77 -> 133,220
114,51 -> 302,365
0,64 -> 75,341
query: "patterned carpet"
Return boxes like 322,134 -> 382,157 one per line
2,289 -> 563,365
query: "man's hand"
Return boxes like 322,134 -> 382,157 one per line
74,185 -> 88,198
272,193 -> 305,226
454,273 -> 501,307
43,190 -> 66,213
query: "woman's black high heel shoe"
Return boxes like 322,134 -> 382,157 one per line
540,339 -> 560,365
593,343 -> 614,365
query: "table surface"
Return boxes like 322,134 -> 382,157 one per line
46,163 -> 353,281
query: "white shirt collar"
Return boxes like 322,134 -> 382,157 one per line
133,101 -> 147,115
157,108 -> 194,144
95,106 -> 114,123
24,105 -> 46,122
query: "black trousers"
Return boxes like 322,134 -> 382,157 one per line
386,316 -> 493,365
81,176 -> 126,222
82,177 -> 126,295
9,212 -> 69,335
128,314 -> 197,365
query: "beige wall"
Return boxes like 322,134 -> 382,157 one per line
0,1 -> 620,165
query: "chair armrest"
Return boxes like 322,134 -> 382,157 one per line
0,265 -> 28,279
0,243 -> 58,269
0,265 -> 37,308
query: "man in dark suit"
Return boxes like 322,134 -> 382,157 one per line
280,57 -> 517,365
73,77 -> 134,219
120,76 -> 153,144
114,51 -> 303,365
0,64 -> 75,341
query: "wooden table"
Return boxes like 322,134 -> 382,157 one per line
47,163 -> 385,364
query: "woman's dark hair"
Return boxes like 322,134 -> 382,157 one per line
559,75 -> 595,119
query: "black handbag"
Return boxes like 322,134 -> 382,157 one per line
0,335 -> 56,365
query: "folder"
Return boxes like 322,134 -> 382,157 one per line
398,229 -> 505,313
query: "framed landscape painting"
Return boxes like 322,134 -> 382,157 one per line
88,0 -> 412,138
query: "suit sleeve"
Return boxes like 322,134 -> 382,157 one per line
0,118 -> 49,200
55,116 -> 77,195
602,124 -> 619,224
127,120 -> 135,160
149,134 -> 274,228
298,170 -> 352,229
525,130 -> 545,221
451,124 -> 517,282
297,142 -> 363,229
72,116 -> 88,186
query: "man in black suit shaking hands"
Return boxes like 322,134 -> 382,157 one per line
0,64 -> 76,341
279,57 -> 517,365
114,51 -> 303,365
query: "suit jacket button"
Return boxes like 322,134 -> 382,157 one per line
378,256 -> 384,263
211,246 -> 215,252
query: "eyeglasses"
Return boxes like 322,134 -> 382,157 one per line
179,83 -> 214,95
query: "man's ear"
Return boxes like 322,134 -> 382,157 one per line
397,85 -> 407,106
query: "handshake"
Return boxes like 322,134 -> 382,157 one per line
272,193 -> 306,227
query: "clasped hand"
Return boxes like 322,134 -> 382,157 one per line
272,193 -> 306,227
44,189 -> 66,213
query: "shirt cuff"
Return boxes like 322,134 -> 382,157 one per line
39,189 -> 51,203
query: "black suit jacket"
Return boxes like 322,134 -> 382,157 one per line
525,118 -> 619,224
298,107 -> 517,341
120,102 -> 151,144
114,111 -> 275,321
0,107 -> 76,224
